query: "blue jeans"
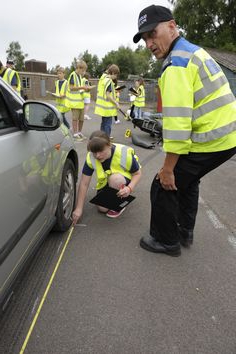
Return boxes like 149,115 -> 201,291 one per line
100,117 -> 113,136
133,106 -> 142,119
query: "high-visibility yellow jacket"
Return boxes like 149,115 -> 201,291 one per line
86,143 -> 140,190
55,79 -> 70,113
83,78 -> 91,100
134,85 -> 145,107
66,71 -> 85,109
94,74 -> 117,117
158,37 -> 236,154
2,68 -> 21,95
115,85 -> 120,103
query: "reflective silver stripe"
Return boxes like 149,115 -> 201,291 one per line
95,103 -> 116,111
162,50 -> 193,69
69,91 -> 83,96
193,93 -> 236,120
89,153 -> 96,170
120,146 -> 128,169
163,129 -> 191,140
66,97 -> 84,103
195,75 -> 228,102
191,54 -> 229,102
191,55 -> 208,79
163,107 -> 192,117
62,81 -> 68,94
171,50 -> 193,59
73,72 -> 81,86
97,95 -> 109,102
191,121 -> 236,143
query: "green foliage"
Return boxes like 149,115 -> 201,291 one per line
70,46 -> 161,80
6,41 -> 28,70
100,45 -> 160,79
79,50 -> 101,77
169,0 -> 236,52
102,46 -> 137,79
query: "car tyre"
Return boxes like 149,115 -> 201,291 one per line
54,159 -> 76,232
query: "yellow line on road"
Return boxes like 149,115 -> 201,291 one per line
19,226 -> 75,354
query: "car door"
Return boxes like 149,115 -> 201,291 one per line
0,82 -> 53,303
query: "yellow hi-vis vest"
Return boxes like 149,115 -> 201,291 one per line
159,37 -> 236,154
115,84 -> 120,103
55,80 -> 70,113
134,85 -> 145,107
86,143 -> 140,190
3,68 -> 21,95
83,78 -> 91,100
94,74 -> 117,117
66,71 -> 85,109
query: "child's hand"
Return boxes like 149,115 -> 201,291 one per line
117,185 -> 131,198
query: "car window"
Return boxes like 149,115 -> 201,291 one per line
0,94 -> 15,129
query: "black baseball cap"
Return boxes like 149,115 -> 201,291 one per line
133,5 -> 174,43
6,59 -> 14,65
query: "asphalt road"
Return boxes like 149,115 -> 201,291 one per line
1,103 -> 236,354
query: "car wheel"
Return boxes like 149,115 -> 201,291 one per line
54,159 -> 76,232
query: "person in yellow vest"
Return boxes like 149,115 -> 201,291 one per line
113,78 -> 121,124
47,67 -> 70,129
94,64 -> 120,137
133,5 -> 236,256
0,60 -> 21,95
83,72 -> 92,120
131,77 -> 145,119
72,130 -> 141,224
66,60 -> 92,141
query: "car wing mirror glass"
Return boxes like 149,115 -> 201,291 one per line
23,101 -> 60,130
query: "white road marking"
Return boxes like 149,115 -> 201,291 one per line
199,196 -> 225,229
228,235 -> 236,249
205,209 -> 225,229
31,297 -> 39,315
199,196 -> 236,251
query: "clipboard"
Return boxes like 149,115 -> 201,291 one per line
89,186 -> 135,212
46,91 -> 60,98
115,85 -> 126,91
129,87 -> 138,95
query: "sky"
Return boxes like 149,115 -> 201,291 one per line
1,0 -> 170,70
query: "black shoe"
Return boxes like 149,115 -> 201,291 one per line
140,235 -> 181,257
178,226 -> 193,248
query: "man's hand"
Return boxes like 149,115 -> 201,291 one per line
158,152 -> 179,191
158,168 -> 177,191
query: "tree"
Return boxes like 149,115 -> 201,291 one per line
168,0 -> 236,51
6,41 -> 28,70
68,51 -> 101,78
133,45 -> 155,77
101,46 -> 137,80
79,50 -> 101,78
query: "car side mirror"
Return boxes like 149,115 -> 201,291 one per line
23,101 -> 61,131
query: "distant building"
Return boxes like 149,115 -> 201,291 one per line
19,71 -> 57,100
24,59 -> 47,73
18,59 -> 54,99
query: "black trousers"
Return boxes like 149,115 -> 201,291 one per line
150,147 -> 236,245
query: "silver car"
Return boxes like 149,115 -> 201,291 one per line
0,78 -> 78,310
